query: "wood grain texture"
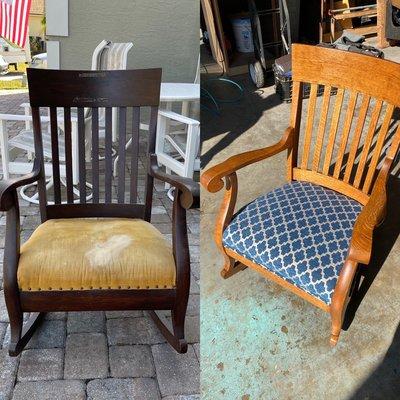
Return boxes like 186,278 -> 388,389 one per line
312,85 -> 331,171
343,95 -> 371,183
353,100 -> 383,188
292,168 -> 370,205
292,44 -> 400,107
322,87 -> 344,175
301,83 -> 318,169
287,81 -> 303,180
362,104 -> 395,193
333,90 -> 358,178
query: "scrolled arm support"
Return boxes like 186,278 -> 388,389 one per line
0,159 -> 41,211
200,127 -> 294,193
149,154 -> 199,209
330,157 -> 394,345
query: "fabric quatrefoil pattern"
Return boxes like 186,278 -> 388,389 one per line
222,181 -> 363,304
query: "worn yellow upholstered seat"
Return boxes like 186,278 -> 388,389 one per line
17,218 -> 176,291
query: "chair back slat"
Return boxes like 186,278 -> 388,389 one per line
63,107 -> 74,203
49,107 -> 61,204
91,107 -> 100,203
362,104 -> 395,192
332,90 -> 358,179
77,107 -> 86,203
104,107 -> 113,203
322,87 -> 344,175
130,107 -> 140,204
287,81 -> 303,180
28,68 -> 161,220
300,83 -> 318,169
353,100 -> 383,188
144,106 -> 159,221
32,107 -> 47,219
343,94 -> 371,183
117,107 -> 127,203
289,44 -> 400,203
312,85 -> 331,171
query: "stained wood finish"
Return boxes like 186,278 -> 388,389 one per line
130,108 -> 140,204
104,107 -> 113,203
201,44 -> 400,346
63,107 -> 74,203
91,107 -> 100,203
49,107 -> 61,204
343,95 -> 371,183
301,83 -> 318,169
312,85 -> 331,171
77,107 -> 86,203
322,87 -> 344,175
0,68 -> 199,356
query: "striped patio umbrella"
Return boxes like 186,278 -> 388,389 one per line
0,0 -> 32,48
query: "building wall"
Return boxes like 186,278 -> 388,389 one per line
29,15 -> 44,38
46,0 -> 199,82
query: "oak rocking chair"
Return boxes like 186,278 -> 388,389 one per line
0,68 -> 198,356
201,44 -> 400,345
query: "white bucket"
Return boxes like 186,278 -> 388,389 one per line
231,17 -> 254,53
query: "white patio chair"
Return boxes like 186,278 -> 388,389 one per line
1,40 -> 133,203
0,112 -> 92,204
155,110 -> 200,200
154,56 -> 200,199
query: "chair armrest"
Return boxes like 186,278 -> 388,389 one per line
0,160 -> 41,211
201,127 -> 294,193
158,109 -> 199,126
349,156 -> 393,264
149,154 -> 199,209
20,102 -> 30,108
0,113 -> 37,122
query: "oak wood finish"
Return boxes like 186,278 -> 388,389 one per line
201,44 -> 400,345
0,68 -> 199,356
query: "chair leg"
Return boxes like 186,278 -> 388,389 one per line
221,257 -> 247,279
330,307 -> 343,346
8,310 -> 45,356
171,304 -> 188,353
329,259 -> 359,346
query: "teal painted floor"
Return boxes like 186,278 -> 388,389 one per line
200,67 -> 400,399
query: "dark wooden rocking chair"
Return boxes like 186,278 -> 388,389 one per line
0,68 -> 199,356
201,44 -> 400,345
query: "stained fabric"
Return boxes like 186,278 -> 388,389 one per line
18,218 -> 176,291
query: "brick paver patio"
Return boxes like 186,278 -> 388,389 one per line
0,92 -> 200,400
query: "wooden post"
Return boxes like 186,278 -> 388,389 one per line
377,0 -> 390,48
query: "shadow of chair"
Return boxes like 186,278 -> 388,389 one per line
349,320 -> 400,399
343,161 -> 400,331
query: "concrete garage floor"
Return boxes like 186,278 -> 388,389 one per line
201,46 -> 400,400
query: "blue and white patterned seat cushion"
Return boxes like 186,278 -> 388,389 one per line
222,181 -> 363,304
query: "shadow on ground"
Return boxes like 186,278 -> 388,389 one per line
344,171 -> 400,399
201,74 -> 282,168
349,320 -> 400,399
